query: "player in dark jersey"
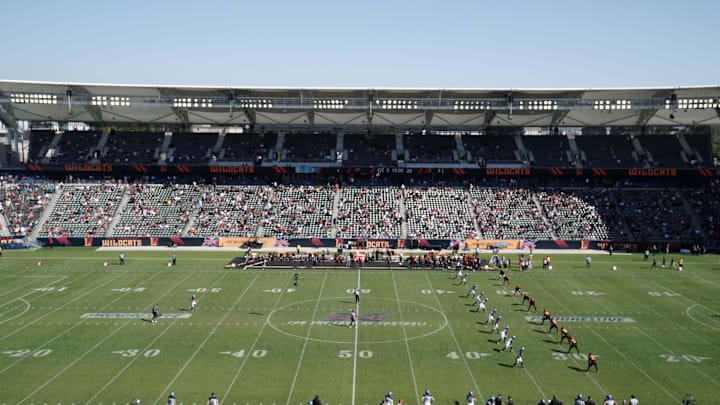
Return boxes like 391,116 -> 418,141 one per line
513,285 -> 522,297
548,317 -> 559,334
522,293 -> 531,305
294,273 -> 299,286
585,353 -> 598,373
503,274 -> 510,286
559,326 -> 570,343
512,347 -> 525,368
349,309 -> 356,328
498,268 -> 506,280
567,336 -> 579,354
152,305 -> 159,324
541,309 -> 551,324
527,297 -> 537,312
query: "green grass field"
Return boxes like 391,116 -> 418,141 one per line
0,248 -> 718,405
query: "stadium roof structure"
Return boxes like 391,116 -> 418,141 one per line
1,80 -> 719,129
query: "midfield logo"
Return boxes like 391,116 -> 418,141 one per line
324,312 -> 386,322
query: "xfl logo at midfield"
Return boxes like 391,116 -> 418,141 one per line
324,312 -> 386,322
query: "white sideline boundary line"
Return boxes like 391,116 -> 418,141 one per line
285,271 -> 328,405
152,270 -> 259,404
0,271 -> 113,343
422,273 -> 484,403
592,275 -> 720,387
85,270 -> 215,404
221,274 -> 295,402
527,275 -> 679,403
390,271 -> 420,405
1,270 -> 169,378
351,267 -> 360,405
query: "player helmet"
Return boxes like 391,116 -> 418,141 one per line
521,347 -> 525,351
498,315 -> 502,319
469,391 -> 472,396
425,390 -> 430,395
512,335 -> 516,339
170,392 -> 175,397
388,392 -> 392,397
607,394 -> 612,399
494,308 -> 497,312
577,394 -> 582,399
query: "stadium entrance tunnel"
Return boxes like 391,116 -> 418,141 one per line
267,297 -> 448,344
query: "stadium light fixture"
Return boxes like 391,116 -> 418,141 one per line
173,98 -> 213,108
675,98 -> 717,110
593,99 -> 631,111
453,100 -> 490,111
376,99 -> 419,110
93,96 -> 131,107
313,99 -> 348,110
519,100 -> 558,111
239,99 -> 272,109
10,93 -> 58,105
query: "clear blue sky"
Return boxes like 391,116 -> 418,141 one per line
1,0 -> 718,88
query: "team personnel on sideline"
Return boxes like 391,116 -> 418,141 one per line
548,317 -> 559,334
586,353 -> 599,373
528,297 -> 537,312
421,390 -> 435,405
167,392 -> 176,405
513,285 -> 522,297
586,256 -> 591,268
349,309 -> 356,328
190,294 -> 197,311
512,347 -> 525,368
567,336 -> 580,354
477,297 -> 489,313
119,252 -> 125,265
152,304 -> 159,324
207,392 -> 219,405
501,335 -> 515,352
486,308 -> 498,324
497,325 -> 510,343
466,391 -> 476,405
172,253 -> 176,266
294,273 -> 300,286
541,309 -> 551,324
559,326 -> 570,344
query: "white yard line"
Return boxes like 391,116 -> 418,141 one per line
0,271 -> 115,343
0,273 -> 65,298
527,275 -> 679,403
523,368 -> 546,399
422,273 -> 484,403
285,271 -> 328,405
351,267 -> 361,405
0,271 -> 169,376
84,270 -> 218,405
221,274 -> 295,403
152,271 -> 259,404
0,298 -> 30,325
390,271 -> 420,405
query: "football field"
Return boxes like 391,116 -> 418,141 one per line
0,249 -> 718,404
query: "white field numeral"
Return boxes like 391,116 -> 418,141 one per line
339,350 -> 372,358
421,289 -> 454,295
1,349 -> 52,358
219,349 -> 267,358
552,352 -> 590,361
660,354 -> 710,363
447,351 -> 490,359
347,289 -> 371,294
112,349 -> 160,357
186,288 -> 222,293
571,291 -> 606,296
34,287 -> 68,292
648,291 -> 681,296
111,287 -> 146,292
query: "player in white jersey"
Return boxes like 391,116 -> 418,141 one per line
497,325 -> 509,343
384,392 -> 394,405
454,270 -> 463,280
512,347 -> 525,368
467,283 -> 478,298
486,308 -> 497,324
477,297 -> 488,313
475,290 -> 485,303
421,390 -> 435,405
460,273 -> 468,286
501,335 -> 515,352
207,392 -> 219,405
466,391 -> 476,405
167,392 -> 176,405
492,315 -> 502,332
190,294 -> 197,311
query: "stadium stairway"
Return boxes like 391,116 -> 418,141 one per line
254,187 -> 275,237
567,134 -> 581,168
330,186 -> 341,238
0,213 -> 11,236
28,184 -> 62,240
89,131 -> 110,163
532,193 -> 558,239
677,133 -> 704,164
399,194 -> 408,239
464,190 -> 481,238
105,188 -> 131,237
679,192 -> 708,239
181,216 -> 195,237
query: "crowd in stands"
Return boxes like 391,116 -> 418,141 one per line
168,132 -> 216,164
263,185 -> 335,238
686,179 -> 720,241
614,190 -> 699,242
0,175 -> 54,237
42,183 -> 126,237
49,131 -> 101,163
190,185 -> 271,237
404,186 -> 477,239
103,131 -> 162,164
537,190 -> 610,240
470,187 -> 549,239
335,187 -> 402,238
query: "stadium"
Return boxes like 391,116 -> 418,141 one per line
0,79 -> 717,405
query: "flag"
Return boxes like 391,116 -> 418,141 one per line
202,237 -> 218,247
274,239 -> 289,247
520,240 -> 536,249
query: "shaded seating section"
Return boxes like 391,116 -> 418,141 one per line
582,189 -> 629,241
113,184 -> 202,237
614,190 -> 698,242
262,185 -> 334,238
168,132 -> 217,164
470,187 -> 549,239
522,136 -> 572,167
190,185 -> 271,237
683,133 -> 713,164
335,187 -> 402,239
686,182 -> 720,241
221,132 -> 277,162
343,134 -> 396,166
536,190 -> 609,240
103,131 -> 162,164
284,133 -> 335,162
574,135 -> 637,168
41,184 -> 126,237
0,176 -> 54,236
28,130 -> 55,161
639,135 -> 690,168
403,135 -> 457,163
463,135 -> 519,164
404,187 -> 476,239
48,131 -> 101,163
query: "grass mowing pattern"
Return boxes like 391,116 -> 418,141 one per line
0,248 -> 718,404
